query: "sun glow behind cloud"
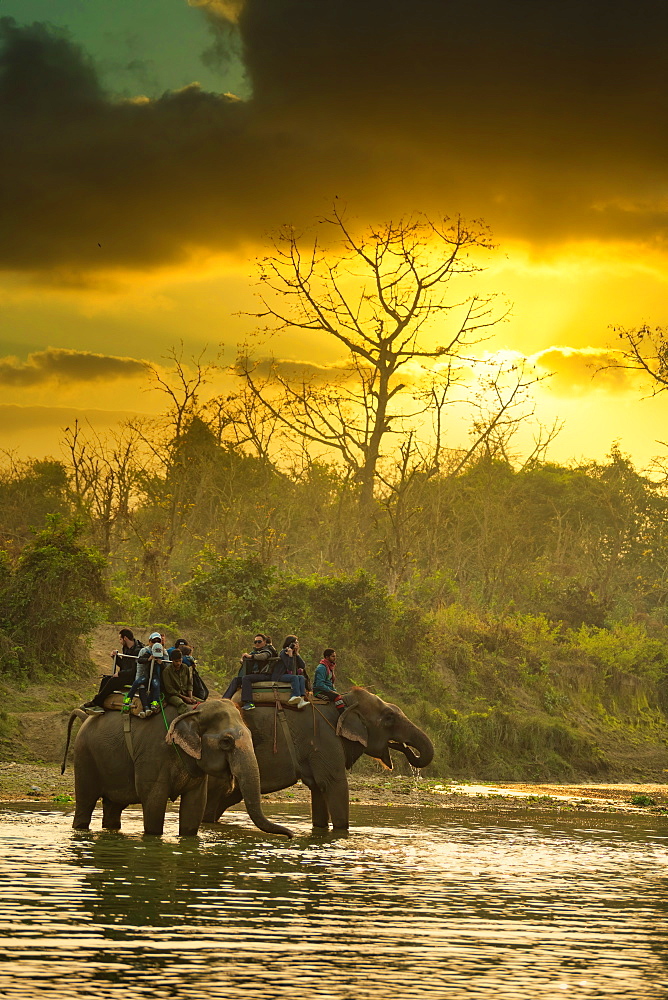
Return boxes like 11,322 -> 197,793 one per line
1,4 -> 668,469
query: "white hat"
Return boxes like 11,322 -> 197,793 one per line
151,642 -> 165,657
149,631 -> 161,641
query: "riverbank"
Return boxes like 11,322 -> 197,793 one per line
3,626 -> 668,792
2,759 -> 667,816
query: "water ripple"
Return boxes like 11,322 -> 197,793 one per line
0,804 -> 667,998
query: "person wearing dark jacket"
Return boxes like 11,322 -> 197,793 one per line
222,634 -> 274,701
82,628 -> 143,714
258,634 -> 308,711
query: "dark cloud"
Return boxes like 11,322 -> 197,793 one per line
2,4 -> 668,277
0,348 -> 147,386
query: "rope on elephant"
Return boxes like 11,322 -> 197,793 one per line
312,703 -> 337,734
160,701 -> 187,768
272,692 -> 300,775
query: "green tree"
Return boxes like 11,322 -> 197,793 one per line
0,515 -> 106,674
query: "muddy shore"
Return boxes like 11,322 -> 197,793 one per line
1,759 -> 667,817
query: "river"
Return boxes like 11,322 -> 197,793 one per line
0,801 -> 667,999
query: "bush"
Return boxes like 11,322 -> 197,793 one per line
181,551 -> 275,626
0,515 -> 106,675
568,621 -> 668,682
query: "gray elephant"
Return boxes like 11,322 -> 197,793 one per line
204,687 -> 434,830
62,698 -> 292,838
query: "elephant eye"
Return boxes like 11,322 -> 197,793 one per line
380,711 -> 395,727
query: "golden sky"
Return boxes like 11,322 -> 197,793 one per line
1,1 -> 667,468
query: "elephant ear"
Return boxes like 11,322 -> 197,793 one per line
165,708 -> 202,759
336,706 -> 368,746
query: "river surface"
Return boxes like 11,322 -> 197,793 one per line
0,801 -> 667,999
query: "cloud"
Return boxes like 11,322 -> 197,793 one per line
3,4 -> 668,278
0,348 -> 147,386
235,356 -> 357,384
0,404 -> 138,431
532,346 -> 639,395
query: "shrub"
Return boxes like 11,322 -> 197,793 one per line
569,622 -> 668,682
0,515 -> 106,675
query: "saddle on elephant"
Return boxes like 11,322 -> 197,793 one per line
230,681 -> 310,707
229,683 -> 331,708
102,691 -> 145,716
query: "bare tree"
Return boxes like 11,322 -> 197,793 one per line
605,324 -> 668,396
204,374 -> 282,462
240,208 -> 508,510
63,420 -> 145,555
146,342 -> 215,448
373,361 -> 559,589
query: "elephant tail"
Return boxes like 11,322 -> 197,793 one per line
60,709 -> 87,774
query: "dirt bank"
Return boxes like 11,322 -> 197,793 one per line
1,759 -> 667,817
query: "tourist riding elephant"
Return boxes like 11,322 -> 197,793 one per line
62,698 -> 292,838
204,687 -> 434,830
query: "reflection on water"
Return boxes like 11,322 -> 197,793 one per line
1,802 -> 667,999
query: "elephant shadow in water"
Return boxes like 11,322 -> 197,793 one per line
204,687 -> 434,831
66,827 -> 325,935
64,698 -> 293,838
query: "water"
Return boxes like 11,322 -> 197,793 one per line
1,802 -> 667,999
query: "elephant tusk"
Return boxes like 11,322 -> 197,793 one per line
387,740 -> 429,768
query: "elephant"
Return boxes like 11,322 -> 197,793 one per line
204,687 -> 434,830
62,698 -> 293,838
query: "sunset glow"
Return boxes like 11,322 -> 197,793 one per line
0,1 -> 666,469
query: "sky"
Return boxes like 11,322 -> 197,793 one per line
1,0 -> 668,468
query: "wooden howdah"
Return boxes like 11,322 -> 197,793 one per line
231,682 -> 299,706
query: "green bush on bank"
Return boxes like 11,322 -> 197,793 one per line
0,516 -> 106,678
99,553 -> 668,780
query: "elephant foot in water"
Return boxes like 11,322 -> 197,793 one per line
102,798 -> 123,831
309,779 -> 349,831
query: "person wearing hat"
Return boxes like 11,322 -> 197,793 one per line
168,638 -> 195,669
124,631 -> 168,718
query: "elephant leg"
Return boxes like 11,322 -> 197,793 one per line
310,785 -> 330,829
141,786 -> 170,836
325,776 -> 350,830
72,762 -> 99,830
178,780 -> 208,837
102,798 -> 123,831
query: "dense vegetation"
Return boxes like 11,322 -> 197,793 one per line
2,420 -> 668,779
4,220 -> 668,778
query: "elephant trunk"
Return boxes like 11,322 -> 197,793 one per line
230,742 -> 293,839
388,727 -> 434,769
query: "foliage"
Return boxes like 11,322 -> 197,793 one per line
3,344 -> 668,777
0,515 -> 106,676
630,794 -> 655,807
569,622 -> 668,682
182,551 -> 276,626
